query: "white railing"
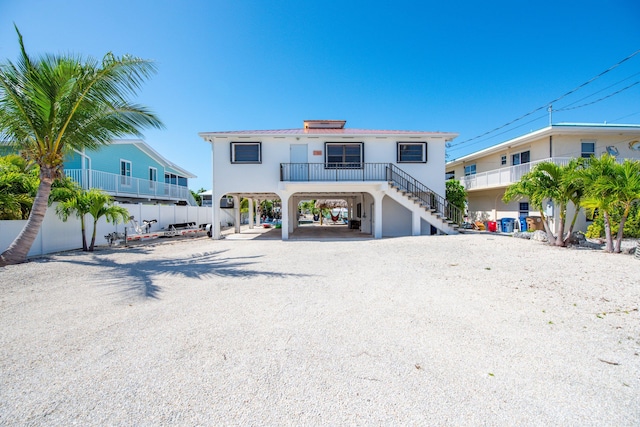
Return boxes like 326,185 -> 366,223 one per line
65,169 -> 197,205
459,157 -> 573,191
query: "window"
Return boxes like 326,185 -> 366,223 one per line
231,142 -> 261,163
519,202 -> 529,218
501,155 -> 507,166
325,142 -> 363,168
445,171 -> 455,180
149,167 -> 157,190
120,160 -> 131,186
397,142 -> 427,163
512,150 -> 530,165
581,141 -> 595,158
464,164 -> 476,176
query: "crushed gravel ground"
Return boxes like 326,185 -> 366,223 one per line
1,234 -> 639,426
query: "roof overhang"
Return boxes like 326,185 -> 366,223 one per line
446,123 -> 640,167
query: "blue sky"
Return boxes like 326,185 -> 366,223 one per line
1,0 -> 639,190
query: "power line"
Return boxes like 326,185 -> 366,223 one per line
448,48 -> 640,149
556,80 -> 640,112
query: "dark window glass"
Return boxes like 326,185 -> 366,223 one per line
232,143 -> 261,163
325,143 -> 363,168
398,143 -> 426,162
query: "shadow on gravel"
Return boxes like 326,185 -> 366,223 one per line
56,249 -> 311,299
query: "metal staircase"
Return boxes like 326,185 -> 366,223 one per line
386,164 -> 461,234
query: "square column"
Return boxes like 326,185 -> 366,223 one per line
248,198 -> 254,229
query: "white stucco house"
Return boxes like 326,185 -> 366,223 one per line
446,123 -> 640,233
199,120 -> 461,240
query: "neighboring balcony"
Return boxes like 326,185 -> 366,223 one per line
280,163 -> 390,181
459,157 -> 573,191
65,169 -> 197,205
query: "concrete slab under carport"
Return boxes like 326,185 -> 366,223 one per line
221,222 -> 372,241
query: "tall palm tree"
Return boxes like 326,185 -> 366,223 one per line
0,27 -> 162,265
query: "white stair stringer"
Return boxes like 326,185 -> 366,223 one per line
385,183 -> 459,235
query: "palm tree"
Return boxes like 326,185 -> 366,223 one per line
580,154 -> 619,253
0,27 -> 162,265
504,159 -> 585,247
84,190 -> 129,251
50,178 -> 90,251
583,156 -> 640,253
610,159 -> 640,252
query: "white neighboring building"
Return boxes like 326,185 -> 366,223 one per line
446,123 -> 640,233
199,120 -> 461,240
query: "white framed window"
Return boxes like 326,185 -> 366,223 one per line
325,142 -> 363,168
464,164 -> 476,176
512,150 -> 530,166
231,142 -> 261,163
581,140 -> 595,158
120,159 -> 132,186
149,167 -> 157,190
445,170 -> 455,180
397,142 -> 427,163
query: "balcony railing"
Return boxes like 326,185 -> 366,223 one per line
65,169 -> 197,205
280,163 -> 389,181
459,157 -> 573,191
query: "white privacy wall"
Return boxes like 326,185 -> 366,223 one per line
0,203 -> 212,258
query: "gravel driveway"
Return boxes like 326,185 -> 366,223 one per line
1,234 -> 639,426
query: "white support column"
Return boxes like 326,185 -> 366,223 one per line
373,192 -> 384,239
412,209 -> 422,236
233,195 -> 241,234
288,195 -> 295,235
280,192 -> 290,240
212,193 -> 221,239
248,198 -> 254,229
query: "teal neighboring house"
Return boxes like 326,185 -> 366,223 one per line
64,139 -> 197,206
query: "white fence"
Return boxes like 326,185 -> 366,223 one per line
0,203 -> 213,258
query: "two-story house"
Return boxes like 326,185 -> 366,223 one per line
199,120 -> 461,240
65,139 -> 198,205
446,123 -> 640,233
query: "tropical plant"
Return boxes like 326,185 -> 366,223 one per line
53,187 -> 128,252
579,154 -> 619,252
503,158 -> 585,247
0,154 -> 38,219
0,26 -> 162,265
445,179 -> 467,213
581,156 -> 640,253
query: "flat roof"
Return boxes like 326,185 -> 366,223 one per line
446,123 -> 640,166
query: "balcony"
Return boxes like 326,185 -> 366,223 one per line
65,169 -> 197,205
459,157 -> 573,191
280,163 -> 390,181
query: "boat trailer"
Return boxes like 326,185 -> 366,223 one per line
105,216 -> 210,246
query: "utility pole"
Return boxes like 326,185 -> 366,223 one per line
548,105 -> 553,125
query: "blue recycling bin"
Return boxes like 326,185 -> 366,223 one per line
501,218 -> 516,233
519,217 -> 527,232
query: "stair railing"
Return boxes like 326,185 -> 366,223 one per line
386,164 -> 462,226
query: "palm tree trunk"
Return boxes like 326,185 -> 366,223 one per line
564,205 -> 581,245
89,219 -> 98,251
603,211 -> 614,253
0,168 -> 55,266
80,216 -> 88,251
614,206 -> 630,253
539,209 -> 556,245
555,207 -> 566,247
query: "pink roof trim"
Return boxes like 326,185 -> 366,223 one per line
201,128 -> 455,136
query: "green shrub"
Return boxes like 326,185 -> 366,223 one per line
585,203 -> 640,238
